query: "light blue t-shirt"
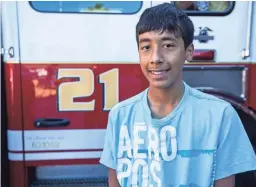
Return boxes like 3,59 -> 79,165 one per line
100,82 -> 256,187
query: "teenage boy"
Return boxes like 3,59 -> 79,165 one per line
100,3 -> 256,187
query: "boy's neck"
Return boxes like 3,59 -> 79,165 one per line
147,79 -> 185,119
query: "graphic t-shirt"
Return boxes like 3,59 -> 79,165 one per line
100,82 -> 256,187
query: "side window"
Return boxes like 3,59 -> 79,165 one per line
173,1 -> 234,15
30,1 -> 143,14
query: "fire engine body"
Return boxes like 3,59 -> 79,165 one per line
1,1 -> 256,187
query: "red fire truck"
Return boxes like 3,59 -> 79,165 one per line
1,1 -> 256,187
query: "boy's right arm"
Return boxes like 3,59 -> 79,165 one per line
99,111 -> 121,186
108,168 -> 121,187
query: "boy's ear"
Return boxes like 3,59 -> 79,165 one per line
185,43 -> 194,62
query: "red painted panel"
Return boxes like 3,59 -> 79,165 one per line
9,161 -> 26,187
4,64 -> 23,130
20,63 -> 148,130
9,62 -> 255,132
248,64 -> 256,110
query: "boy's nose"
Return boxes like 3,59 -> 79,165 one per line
151,47 -> 163,64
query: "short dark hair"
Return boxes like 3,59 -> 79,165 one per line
136,3 -> 194,49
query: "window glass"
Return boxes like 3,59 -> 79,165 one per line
173,1 -> 234,15
30,1 -> 143,14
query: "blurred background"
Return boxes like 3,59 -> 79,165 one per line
1,1 -> 256,187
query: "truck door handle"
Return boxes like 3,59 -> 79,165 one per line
34,118 -> 70,128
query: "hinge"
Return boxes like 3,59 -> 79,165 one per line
1,47 -> 15,58
0,48 -> 7,55
241,48 -> 250,59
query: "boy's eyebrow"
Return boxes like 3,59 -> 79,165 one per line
139,36 -> 178,43
139,38 -> 151,43
161,36 -> 177,42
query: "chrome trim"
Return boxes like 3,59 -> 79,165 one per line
242,1 -> 253,59
184,65 -> 248,101
183,65 -> 246,70
241,67 -> 248,100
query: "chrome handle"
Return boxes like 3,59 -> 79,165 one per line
35,118 -> 70,128
242,1 -> 253,59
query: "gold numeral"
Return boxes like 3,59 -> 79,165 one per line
57,68 -> 119,111
99,69 -> 119,111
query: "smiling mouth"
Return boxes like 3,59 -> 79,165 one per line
148,69 -> 170,75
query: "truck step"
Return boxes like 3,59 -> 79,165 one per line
31,178 -> 108,187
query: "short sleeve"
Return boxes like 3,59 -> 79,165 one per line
215,104 -> 256,180
99,111 -> 116,170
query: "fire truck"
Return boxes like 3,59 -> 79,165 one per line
1,1 -> 256,187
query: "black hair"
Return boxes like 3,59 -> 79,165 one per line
136,3 -> 194,49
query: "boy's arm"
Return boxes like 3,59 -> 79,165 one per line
99,110 -> 121,186
214,175 -> 235,187
108,168 -> 121,187
214,104 -> 256,183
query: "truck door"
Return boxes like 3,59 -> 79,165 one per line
1,1 -> 10,187
2,2 -> 24,187
10,1 -> 150,186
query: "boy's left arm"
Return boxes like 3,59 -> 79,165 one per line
214,104 -> 256,186
214,175 -> 235,187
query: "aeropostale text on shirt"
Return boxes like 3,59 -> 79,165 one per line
117,123 -> 177,186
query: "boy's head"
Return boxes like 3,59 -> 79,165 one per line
136,3 -> 194,89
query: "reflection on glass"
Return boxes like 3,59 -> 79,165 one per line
79,3 -> 121,13
30,1 -> 142,14
174,1 -> 231,12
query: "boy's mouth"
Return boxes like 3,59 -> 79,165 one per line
148,69 -> 170,75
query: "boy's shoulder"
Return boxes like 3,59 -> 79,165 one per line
109,89 -> 147,116
187,84 -> 232,111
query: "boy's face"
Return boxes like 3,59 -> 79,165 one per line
138,31 -> 194,89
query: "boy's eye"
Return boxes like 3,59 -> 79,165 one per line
164,44 -> 175,48
141,45 -> 151,51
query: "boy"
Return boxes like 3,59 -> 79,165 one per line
100,3 -> 256,187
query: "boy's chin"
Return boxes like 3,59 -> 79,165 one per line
149,81 -> 174,90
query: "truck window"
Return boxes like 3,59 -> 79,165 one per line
173,1 -> 234,16
29,1 -> 143,14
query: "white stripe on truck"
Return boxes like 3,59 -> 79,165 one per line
8,151 -> 102,161
7,129 -> 106,151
